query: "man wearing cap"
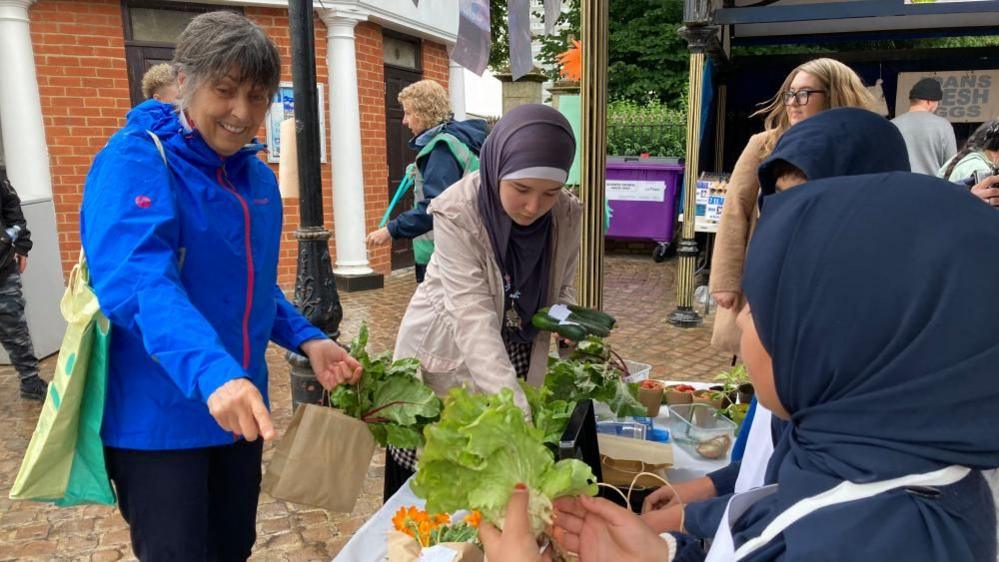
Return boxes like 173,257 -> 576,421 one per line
891,78 -> 957,175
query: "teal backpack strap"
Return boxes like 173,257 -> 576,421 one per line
415,132 -> 480,173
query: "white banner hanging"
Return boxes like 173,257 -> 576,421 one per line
452,0 -> 491,76
509,0 -> 534,81
544,0 -> 563,35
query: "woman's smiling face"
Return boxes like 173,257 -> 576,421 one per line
178,68 -> 270,157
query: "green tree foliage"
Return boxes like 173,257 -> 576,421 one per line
537,0 -> 689,105
489,0 -> 510,71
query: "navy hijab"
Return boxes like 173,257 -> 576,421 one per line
477,104 -> 576,344
735,173 -> 999,560
757,108 -> 911,199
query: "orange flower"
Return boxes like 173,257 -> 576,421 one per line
418,519 -> 433,546
433,513 -> 451,526
465,510 -> 482,528
392,507 -> 409,532
557,40 -> 582,81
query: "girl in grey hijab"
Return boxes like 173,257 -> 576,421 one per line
388,104 -> 579,501
477,104 -> 576,349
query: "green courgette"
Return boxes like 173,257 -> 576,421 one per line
566,305 -> 617,329
531,312 -> 589,341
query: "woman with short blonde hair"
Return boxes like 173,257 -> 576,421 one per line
397,79 -> 452,130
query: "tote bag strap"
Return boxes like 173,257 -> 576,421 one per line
146,130 -> 168,168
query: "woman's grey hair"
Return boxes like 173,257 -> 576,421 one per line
171,11 -> 281,110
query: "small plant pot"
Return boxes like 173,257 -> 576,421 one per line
737,383 -> 755,404
638,386 -> 663,417
664,387 -> 694,406
709,385 -> 734,409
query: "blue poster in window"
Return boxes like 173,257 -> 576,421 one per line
265,82 -> 326,164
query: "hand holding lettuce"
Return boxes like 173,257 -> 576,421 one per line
328,324 -> 442,449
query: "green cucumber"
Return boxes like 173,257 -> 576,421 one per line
531,312 -> 590,341
566,305 -> 617,329
567,314 -> 610,337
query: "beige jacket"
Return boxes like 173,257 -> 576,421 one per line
709,132 -> 767,296
393,171 -> 582,412
709,133 -> 767,355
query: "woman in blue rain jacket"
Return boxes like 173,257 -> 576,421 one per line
80,12 -> 360,561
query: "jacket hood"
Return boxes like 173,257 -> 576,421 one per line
758,108 -> 911,197
124,99 -> 265,171
411,118 -> 488,153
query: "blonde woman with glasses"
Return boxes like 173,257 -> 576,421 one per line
709,58 -> 875,355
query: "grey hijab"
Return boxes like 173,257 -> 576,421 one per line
476,104 -> 576,343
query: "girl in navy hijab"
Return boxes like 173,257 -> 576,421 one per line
727,170 -> 999,560
543,169 -> 999,562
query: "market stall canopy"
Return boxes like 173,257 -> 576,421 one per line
705,0 -> 999,41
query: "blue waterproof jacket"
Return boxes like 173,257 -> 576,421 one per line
81,100 -> 325,450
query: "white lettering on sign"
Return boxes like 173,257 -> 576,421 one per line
896,70 -> 998,123
606,180 -> 666,202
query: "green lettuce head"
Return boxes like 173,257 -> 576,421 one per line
412,388 -> 597,536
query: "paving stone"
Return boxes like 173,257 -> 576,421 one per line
14,521 -> 49,540
89,549 -> 125,562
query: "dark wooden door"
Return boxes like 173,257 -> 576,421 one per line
125,45 -> 175,106
384,66 -> 423,270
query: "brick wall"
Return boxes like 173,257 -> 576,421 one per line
355,22 -> 390,274
29,0 -> 132,274
423,40 -> 449,88
29,1 -> 452,284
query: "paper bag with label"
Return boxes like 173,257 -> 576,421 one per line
262,404 -> 375,513
598,434 -> 673,489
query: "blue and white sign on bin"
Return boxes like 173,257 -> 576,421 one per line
694,173 -> 729,233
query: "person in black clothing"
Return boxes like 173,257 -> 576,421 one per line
0,166 -> 46,400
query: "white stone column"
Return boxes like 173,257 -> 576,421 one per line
0,0 -> 67,361
447,46 -> 467,120
319,7 -> 374,277
0,0 -> 51,201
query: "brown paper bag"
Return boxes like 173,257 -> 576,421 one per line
598,434 -> 673,489
386,530 -> 484,562
262,404 -> 375,513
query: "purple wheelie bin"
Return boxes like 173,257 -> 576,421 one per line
605,157 -> 684,262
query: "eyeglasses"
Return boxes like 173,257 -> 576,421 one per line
782,89 -> 826,106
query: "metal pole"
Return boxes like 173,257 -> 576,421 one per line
668,24 -> 716,328
577,0 -> 608,310
287,0 -> 344,409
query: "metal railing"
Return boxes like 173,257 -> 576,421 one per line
606,120 -> 686,158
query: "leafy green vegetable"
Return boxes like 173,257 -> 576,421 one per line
521,382 -> 574,448
328,324 -> 442,449
412,388 -> 597,536
545,354 -> 646,419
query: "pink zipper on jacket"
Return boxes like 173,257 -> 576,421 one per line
216,166 -> 254,370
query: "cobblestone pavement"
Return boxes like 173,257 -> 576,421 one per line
0,255 -> 730,561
